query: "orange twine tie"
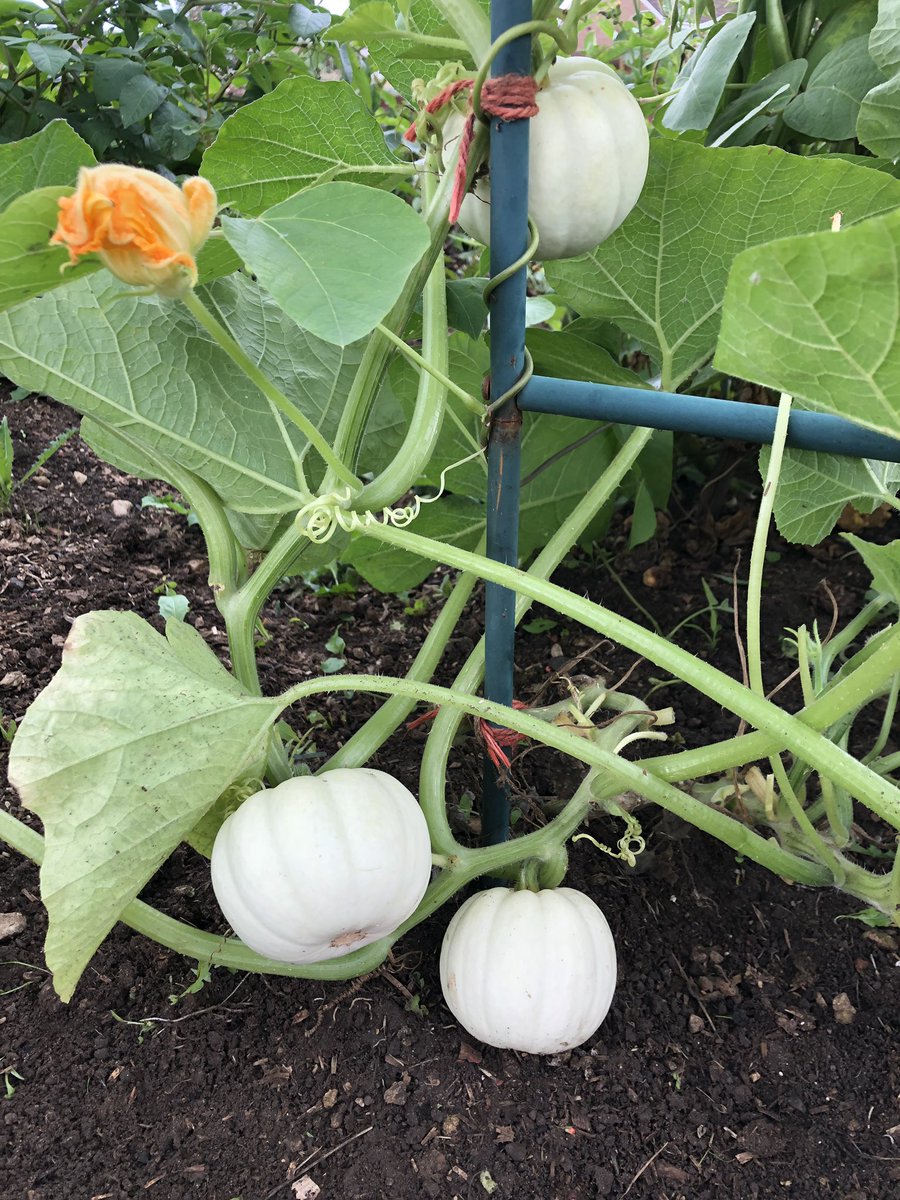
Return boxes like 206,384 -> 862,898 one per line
405,75 -> 539,223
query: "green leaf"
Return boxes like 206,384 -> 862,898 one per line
805,0 -> 878,74
329,1 -> 396,41
707,60 -> 807,147
221,182 -> 430,346
330,0 -> 468,98
91,57 -> 145,104
26,41 -> 74,75
0,414 -> 12,494
716,206 -> 900,439
0,273 -> 373,511
525,328 -> 650,390
548,141 -> 900,390
628,480 -> 658,549
664,12 -> 757,132
195,235 -> 243,285
0,186 -> 98,313
118,74 -> 167,126
858,1 -> 900,160
0,119 -> 94,212
290,3 -> 331,37
446,277 -> 488,339
869,0 -> 900,73
843,534 -> 900,604
858,75 -> 900,159
6,611 -> 280,1000
783,37 -> 885,140
200,76 -> 406,216
763,447 -> 900,544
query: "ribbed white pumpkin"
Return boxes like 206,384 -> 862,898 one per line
439,887 -> 617,1054
210,768 -> 432,963
444,56 -> 649,261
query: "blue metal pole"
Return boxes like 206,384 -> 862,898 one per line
482,0 -> 532,846
519,376 -> 900,463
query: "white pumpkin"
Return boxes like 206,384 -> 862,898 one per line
443,56 -> 649,261
210,768 -> 432,963
439,886 -> 616,1054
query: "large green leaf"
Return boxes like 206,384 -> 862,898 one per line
805,0 -> 878,74
330,0 -> 477,99
859,0 -> 900,159
869,0 -> 900,73
345,339 -> 626,591
858,75 -> 900,159
715,207 -> 900,439
0,273 -> 377,511
0,187 -> 98,313
664,12 -> 757,132
525,328 -> 650,391
0,119 -> 95,211
707,60 -> 807,147
548,141 -> 900,390
200,75 -> 408,215
7,612 -> 280,1001
763,447 -> 900,544
843,535 -> 900,605
783,37 -> 885,140
221,182 -> 430,346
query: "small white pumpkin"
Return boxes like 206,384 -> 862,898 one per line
210,768 -> 432,963
443,56 -> 649,261
439,886 -> 616,1054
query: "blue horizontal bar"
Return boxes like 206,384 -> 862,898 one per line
519,376 -> 900,464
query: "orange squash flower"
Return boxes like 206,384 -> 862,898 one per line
51,165 -> 217,296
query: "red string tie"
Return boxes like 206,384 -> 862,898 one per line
405,699 -> 530,772
477,699 -> 529,773
405,75 -> 539,224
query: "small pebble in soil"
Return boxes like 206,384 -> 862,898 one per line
0,912 -> 27,940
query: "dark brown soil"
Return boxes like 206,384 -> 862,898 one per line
2,393 -> 900,1200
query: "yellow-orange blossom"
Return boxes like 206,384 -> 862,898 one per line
51,165 -> 217,296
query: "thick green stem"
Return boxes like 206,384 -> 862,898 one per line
180,289 -> 357,492
646,630 -> 900,782
325,124 -> 490,490
419,428 -> 656,853
219,521 -> 312,696
354,160 -> 469,511
325,549 -> 483,771
747,394 -> 791,697
357,521 -> 900,829
765,0 -> 793,66
279,675 -> 832,885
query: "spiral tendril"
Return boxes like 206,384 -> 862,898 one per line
295,447 -> 485,545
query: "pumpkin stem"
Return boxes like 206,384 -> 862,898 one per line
515,858 -> 543,892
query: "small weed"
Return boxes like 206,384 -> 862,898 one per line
110,1010 -> 158,1044
168,961 -> 212,1005
322,628 -> 346,674
2,1067 -> 24,1099
299,564 -> 359,597
0,715 -> 16,744
403,596 -> 429,618
522,617 -> 558,635
153,578 -> 189,622
0,418 -> 76,512
141,492 -> 199,526
405,971 -> 429,1016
